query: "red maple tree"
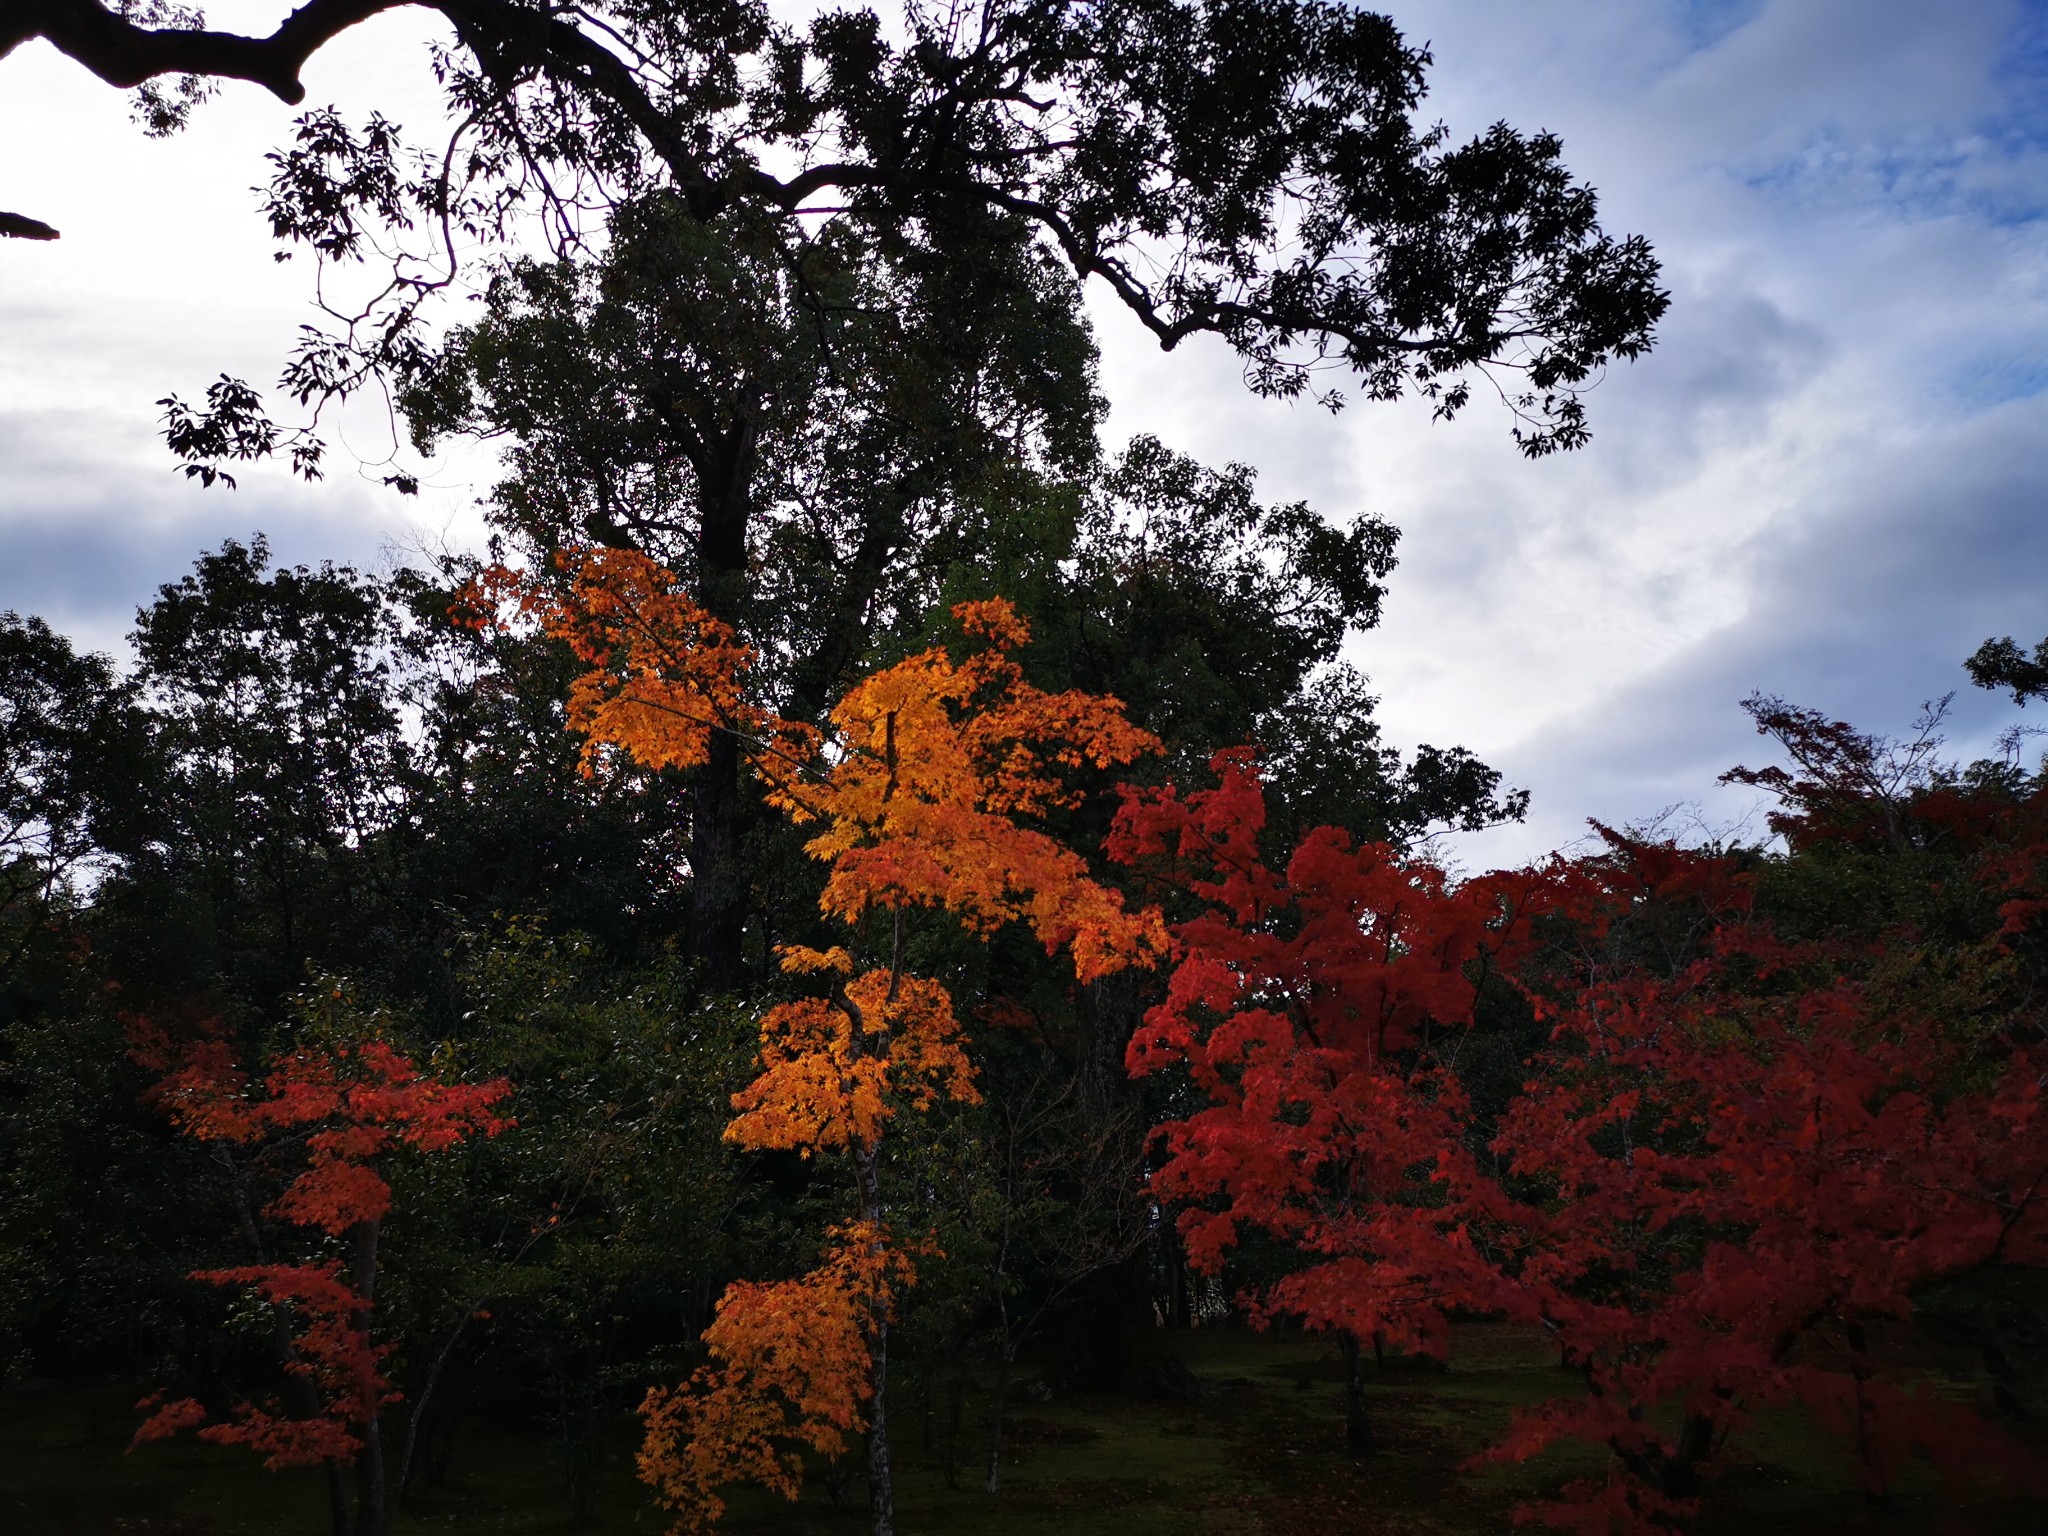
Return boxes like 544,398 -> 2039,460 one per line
1473,829 -> 2048,1530
1110,749 -> 1555,1447
1121,756 -> 2048,1531
130,1010 -> 512,1536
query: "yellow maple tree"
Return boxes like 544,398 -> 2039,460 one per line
764,597 -> 1166,980
510,551 -> 1162,1532
457,547 -> 816,777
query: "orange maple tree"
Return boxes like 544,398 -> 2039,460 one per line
129,1011 -> 511,1536
456,545 -> 811,777
525,551 -> 1162,1533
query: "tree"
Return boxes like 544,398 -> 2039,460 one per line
1721,691 -> 1963,857
9,0 -> 1666,475
0,613 -> 148,975
519,552 -> 1163,1533
1968,632 -> 2048,706
409,199 -> 1102,981
1054,438 -> 1527,846
1477,826 -> 2047,1533
130,1002 -> 511,1536
1110,749 -> 1547,1454
1124,729 -> 2048,1534
106,537 -> 415,1013
409,917 -> 760,1516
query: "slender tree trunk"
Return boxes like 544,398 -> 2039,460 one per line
984,1346 -> 1013,1495
868,1312 -> 895,1536
944,1372 -> 965,1489
690,728 -> 747,988
324,1464 -> 355,1536
227,1149 -> 352,1536
1844,1321 -> 1886,1503
350,1218 -> 388,1536
784,498 -> 907,723
1655,1412 -> 1717,1501
396,1313 -> 469,1502
853,1142 -> 895,1536
1339,1333 -> 1376,1457
1168,1230 -> 1192,1330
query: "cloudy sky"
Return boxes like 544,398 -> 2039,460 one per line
3,0 -> 2045,868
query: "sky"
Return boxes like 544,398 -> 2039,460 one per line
3,0 -> 2045,869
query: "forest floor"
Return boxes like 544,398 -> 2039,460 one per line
5,1323 -> 2044,1536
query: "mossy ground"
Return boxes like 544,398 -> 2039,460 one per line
5,1325 -> 2042,1535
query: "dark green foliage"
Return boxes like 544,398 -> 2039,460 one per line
1969,632 -> 2048,706
45,2 -> 1668,476
113,537 -> 406,1010
0,612 -> 149,945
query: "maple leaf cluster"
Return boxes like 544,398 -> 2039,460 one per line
136,1264 -> 384,1469
1117,754 -> 2048,1533
130,1018 -> 512,1469
454,547 -> 814,778
638,1223 -> 918,1531
763,595 -> 1166,979
728,969 -> 978,1156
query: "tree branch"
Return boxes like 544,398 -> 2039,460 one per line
0,210 -> 61,239
10,0 -> 730,206
14,0 -> 410,104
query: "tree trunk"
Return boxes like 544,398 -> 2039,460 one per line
944,1372 -> 965,1489
852,1140 -> 895,1536
230,1149 -> 352,1536
868,1313 -> 895,1536
396,1313 -> 468,1502
1340,1333 -> 1376,1457
1844,1321 -> 1887,1503
1604,1404 -> 1719,1517
783,497 -> 907,723
690,728 -> 747,988
984,1348 -> 1013,1495
350,1218 -> 388,1536
324,1463 -> 354,1536
688,429 -> 756,990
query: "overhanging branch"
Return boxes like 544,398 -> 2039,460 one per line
0,210 -> 61,239
13,0 -> 410,104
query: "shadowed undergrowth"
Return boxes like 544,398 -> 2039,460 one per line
5,1325 -> 2041,1535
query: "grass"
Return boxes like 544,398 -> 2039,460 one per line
5,1325 -> 2043,1535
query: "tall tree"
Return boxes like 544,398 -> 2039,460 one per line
9,1 -> 1666,471
407,198 -> 1101,979
504,553 -> 1162,1533
0,614 -> 149,969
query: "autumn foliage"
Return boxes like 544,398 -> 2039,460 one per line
638,1225 -> 918,1529
1122,757 -> 2048,1533
129,1016 -> 511,1470
456,546 -> 812,777
1112,749 -> 1550,1356
763,596 -> 1165,979
527,551 -> 1163,1530
1474,830 -> 2047,1529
